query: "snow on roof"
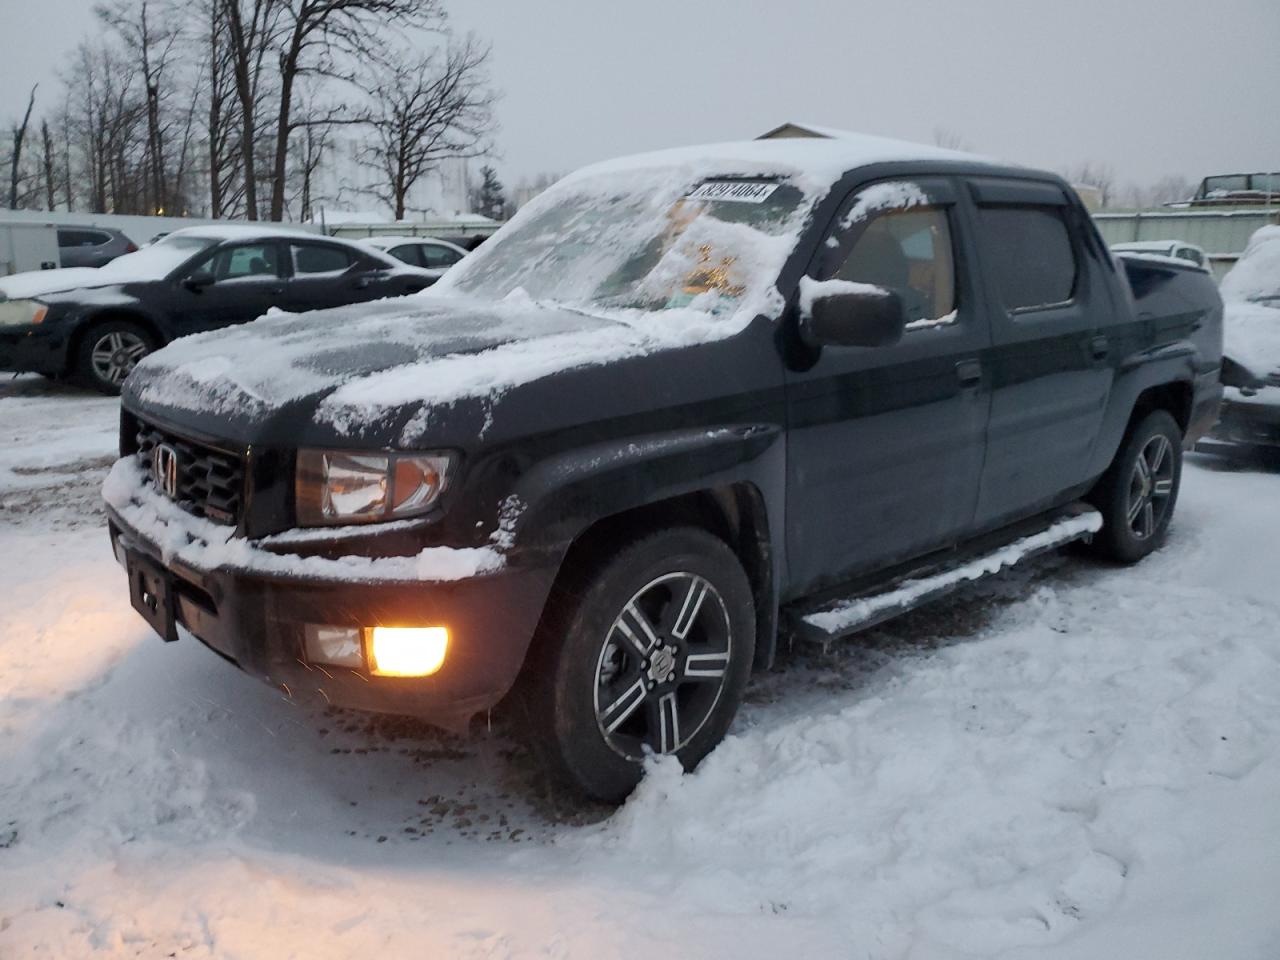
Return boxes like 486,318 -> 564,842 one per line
170,224 -> 318,241
1111,240 -> 1180,253
569,134 -> 991,189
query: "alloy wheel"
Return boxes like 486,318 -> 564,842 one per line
90,331 -> 149,385
1126,433 -> 1175,539
592,572 -> 733,760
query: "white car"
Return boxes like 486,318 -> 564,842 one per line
358,236 -> 468,281
1207,225 -> 1280,449
1110,240 -> 1210,271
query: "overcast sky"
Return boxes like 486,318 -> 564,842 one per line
3,0 -> 1278,191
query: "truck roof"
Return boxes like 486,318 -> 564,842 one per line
569,133 -> 1012,188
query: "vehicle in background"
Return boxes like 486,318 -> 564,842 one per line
0,225 -> 436,394
104,136 -> 1222,802
0,221 -> 60,277
1190,172 -> 1280,207
359,236 -> 467,280
1206,225 -> 1280,449
1111,240 -> 1210,271
58,226 -> 138,268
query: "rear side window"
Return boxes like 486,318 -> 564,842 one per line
292,244 -> 355,275
421,244 -> 462,269
387,244 -> 422,266
58,229 -> 110,247
977,205 -> 1077,310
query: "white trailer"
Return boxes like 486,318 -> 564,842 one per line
0,221 -> 61,277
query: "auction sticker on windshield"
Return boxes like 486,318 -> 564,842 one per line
686,180 -> 780,204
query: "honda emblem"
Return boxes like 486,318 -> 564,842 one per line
152,443 -> 179,499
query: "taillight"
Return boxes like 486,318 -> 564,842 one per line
125,241 -> 138,253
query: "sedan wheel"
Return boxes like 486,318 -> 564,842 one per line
77,320 -> 156,395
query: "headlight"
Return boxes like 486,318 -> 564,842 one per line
0,299 -> 49,326
295,450 -> 451,526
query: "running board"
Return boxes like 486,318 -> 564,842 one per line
787,503 -> 1103,646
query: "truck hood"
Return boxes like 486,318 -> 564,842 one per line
123,291 -> 735,446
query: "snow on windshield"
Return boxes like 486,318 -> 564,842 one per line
1221,225 -> 1280,305
437,167 -> 821,326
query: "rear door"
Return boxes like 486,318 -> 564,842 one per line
783,176 -> 992,594
284,240 -> 394,312
964,178 -> 1115,530
172,240 -> 287,335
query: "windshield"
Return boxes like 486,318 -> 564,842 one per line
438,170 -> 814,319
101,234 -> 218,279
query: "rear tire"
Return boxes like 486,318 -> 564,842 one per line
77,320 -> 156,395
1088,409 -> 1183,563
525,527 -> 755,804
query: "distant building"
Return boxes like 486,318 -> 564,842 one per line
757,122 -> 856,140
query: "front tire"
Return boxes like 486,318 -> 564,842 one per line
77,320 -> 156,395
527,527 -> 756,803
1088,409 -> 1183,563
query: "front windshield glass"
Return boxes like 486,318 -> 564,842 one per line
101,234 -> 218,279
439,170 -> 813,318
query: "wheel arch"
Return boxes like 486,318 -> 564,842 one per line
542,483 -> 778,672
67,309 -> 166,374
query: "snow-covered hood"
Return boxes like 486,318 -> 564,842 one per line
123,290 -> 742,446
0,267 -> 133,301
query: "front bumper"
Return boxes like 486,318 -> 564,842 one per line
1206,388 -> 1280,448
0,324 -> 70,375
105,470 -> 558,732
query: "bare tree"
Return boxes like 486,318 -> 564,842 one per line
222,0 -> 281,219
932,126 -> 972,151
266,0 -> 445,222
1064,161 -> 1117,208
8,85 -> 38,209
358,36 -> 496,219
40,120 -> 57,210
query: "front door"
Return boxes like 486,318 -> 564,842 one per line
784,177 -> 992,596
963,177 -> 1115,531
174,241 -> 287,334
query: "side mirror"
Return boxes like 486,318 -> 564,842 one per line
798,278 -> 907,349
183,270 -> 215,292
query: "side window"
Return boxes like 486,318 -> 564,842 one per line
387,244 -> 422,267
822,189 -> 958,328
59,229 -> 108,247
292,243 -> 355,275
421,244 -> 462,269
205,243 -> 279,281
976,205 -> 1077,311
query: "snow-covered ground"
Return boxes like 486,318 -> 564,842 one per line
2,373 -> 1279,959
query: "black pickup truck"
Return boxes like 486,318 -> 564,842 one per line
104,136 -> 1222,802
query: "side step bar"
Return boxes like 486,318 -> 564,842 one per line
787,503 -> 1103,646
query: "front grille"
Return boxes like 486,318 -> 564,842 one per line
134,420 -> 245,526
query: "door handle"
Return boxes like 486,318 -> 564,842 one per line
956,359 -> 982,386
352,276 -> 372,290
269,286 -> 284,296
1089,335 -> 1109,360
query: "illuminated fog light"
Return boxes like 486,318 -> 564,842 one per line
304,624 -> 364,669
368,626 -> 449,677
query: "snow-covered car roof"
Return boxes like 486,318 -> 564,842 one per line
0,225 -> 416,300
360,236 -> 469,255
1221,225 -> 1280,305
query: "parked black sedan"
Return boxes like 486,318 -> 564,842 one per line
0,226 -> 437,393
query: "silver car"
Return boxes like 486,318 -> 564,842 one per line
58,226 -> 137,268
